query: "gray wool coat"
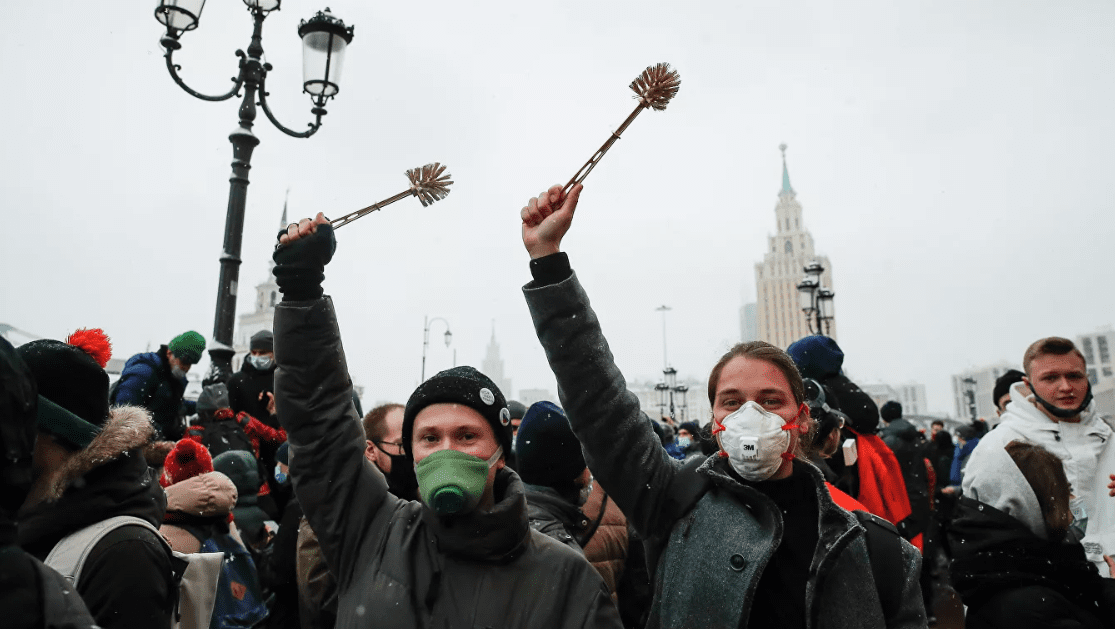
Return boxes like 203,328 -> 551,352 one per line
523,269 -> 926,629
274,297 -> 623,629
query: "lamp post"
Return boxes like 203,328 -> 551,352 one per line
155,1 -> 355,384
421,316 -> 453,382
796,260 -> 835,336
655,367 -> 689,422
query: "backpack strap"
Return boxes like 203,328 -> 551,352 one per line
45,515 -> 170,587
854,510 -> 904,621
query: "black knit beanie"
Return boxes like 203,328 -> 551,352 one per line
402,366 -> 511,461
514,401 -> 585,489
880,401 -> 903,422
18,330 -> 112,449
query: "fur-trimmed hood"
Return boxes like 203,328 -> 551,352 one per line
19,405 -> 167,559
25,405 -> 155,508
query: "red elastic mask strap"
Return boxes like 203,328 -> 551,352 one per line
781,451 -> 796,462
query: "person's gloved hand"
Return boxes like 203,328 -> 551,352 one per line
272,212 -> 335,301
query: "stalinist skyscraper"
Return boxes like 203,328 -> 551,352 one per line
754,145 -> 836,349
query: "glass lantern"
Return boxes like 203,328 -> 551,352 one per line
243,0 -> 281,11
298,9 -> 355,98
155,0 -> 207,33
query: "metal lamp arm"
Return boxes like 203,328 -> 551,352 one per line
257,78 -> 322,139
163,45 -> 246,102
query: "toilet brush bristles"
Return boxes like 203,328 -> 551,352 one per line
330,162 -> 454,229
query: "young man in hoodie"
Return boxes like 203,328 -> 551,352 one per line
272,214 -> 621,628
965,337 -> 1115,553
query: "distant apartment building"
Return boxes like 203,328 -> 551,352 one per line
951,361 -> 1018,421
1076,326 -> 1115,385
861,382 -> 928,416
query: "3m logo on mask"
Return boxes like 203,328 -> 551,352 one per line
738,436 -> 759,460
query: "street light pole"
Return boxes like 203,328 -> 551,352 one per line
154,2 -> 354,384
796,260 -> 835,336
421,316 -> 453,382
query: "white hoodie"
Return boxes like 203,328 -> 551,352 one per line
966,381 -> 1111,515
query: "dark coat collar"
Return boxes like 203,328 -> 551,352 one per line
420,467 -> 531,564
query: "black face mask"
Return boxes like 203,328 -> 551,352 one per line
1031,382 -> 1094,419
382,453 -> 419,501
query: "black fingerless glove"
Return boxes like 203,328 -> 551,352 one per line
272,224 -> 337,301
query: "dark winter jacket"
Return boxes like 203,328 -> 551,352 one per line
228,358 -> 278,429
525,484 -> 592,553
949,496 -> 1115,628
274,296 -> 623,628
18,406 -> 175,629
111,346 -> 191,440
929,431 -> 954,484
879,418 -> 931,540
1,520 -> 99,629
524,267 -> 925,629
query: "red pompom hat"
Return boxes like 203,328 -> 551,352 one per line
162,439 -> 214,487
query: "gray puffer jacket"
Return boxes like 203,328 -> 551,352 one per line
523,269 -> 925,629
274,297 -> 622,629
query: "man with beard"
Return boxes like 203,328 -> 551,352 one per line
18,329 -> 175,629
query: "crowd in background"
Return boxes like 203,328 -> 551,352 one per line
4,190 -> 1115,629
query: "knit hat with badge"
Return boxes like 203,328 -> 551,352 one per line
402,366 -> 512,461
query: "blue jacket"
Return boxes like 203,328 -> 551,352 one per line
949,438 -> 980,488
111,346 -> 191,440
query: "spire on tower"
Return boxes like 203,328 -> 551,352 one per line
779,143 -> 794,195
280,188 -> 289,230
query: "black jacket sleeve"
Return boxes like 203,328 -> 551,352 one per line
273,297 -> 399,590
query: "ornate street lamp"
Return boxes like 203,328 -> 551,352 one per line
796,260 -> 835,335
154,1 -> 355,384
656,367 -> 688,422
421,316 -> 453,382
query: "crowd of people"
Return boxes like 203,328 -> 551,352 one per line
3,183 -> 1115,628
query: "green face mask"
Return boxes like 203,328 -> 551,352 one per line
414,447 -> 503,516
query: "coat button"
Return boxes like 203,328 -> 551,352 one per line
729,554 -> 746,572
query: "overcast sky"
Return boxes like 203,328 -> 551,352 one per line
2,1 -> 1113,416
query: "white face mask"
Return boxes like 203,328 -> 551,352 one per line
248,354 -> 275,370
713,401 -> 800,482
171,365 -> 187,379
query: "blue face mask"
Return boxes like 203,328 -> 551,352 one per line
676,436 -> 691,449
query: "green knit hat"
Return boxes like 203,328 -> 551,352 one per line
169,331 -> 206,365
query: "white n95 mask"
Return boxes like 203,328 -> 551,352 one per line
712,401 -> 801,482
